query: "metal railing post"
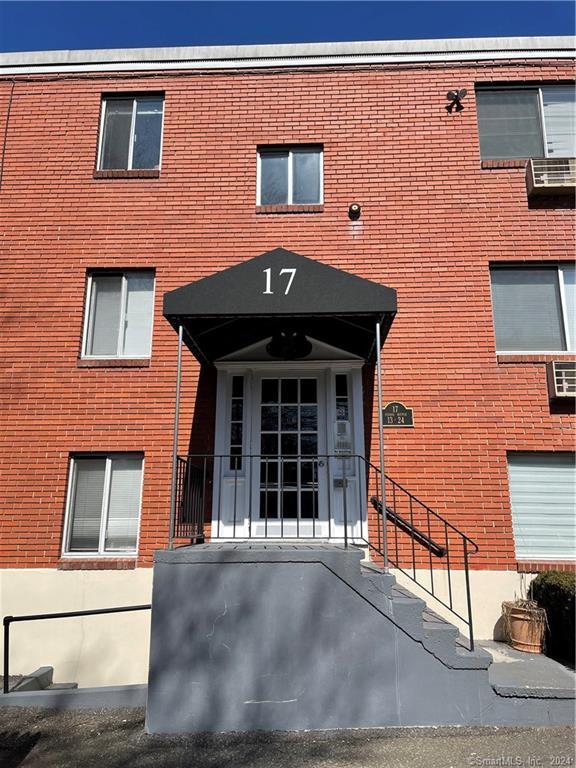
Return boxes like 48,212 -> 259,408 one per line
169,324 -> 184,550
463,539 -> 475,651
3,617 -> 10,694
375,321 -> 389,572
2,605 -> 150,695
342,456 -> 348,548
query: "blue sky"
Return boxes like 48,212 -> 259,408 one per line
0,1 -> 573,53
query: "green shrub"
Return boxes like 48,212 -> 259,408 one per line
529,571 -> 575,663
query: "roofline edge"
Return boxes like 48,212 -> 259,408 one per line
0,36 -> 574,75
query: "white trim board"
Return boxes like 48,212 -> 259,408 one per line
1,36 -> 574,75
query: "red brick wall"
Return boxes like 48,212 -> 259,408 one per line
0,59 -> 574,570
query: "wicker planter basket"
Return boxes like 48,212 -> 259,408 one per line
502,600 -> 547,654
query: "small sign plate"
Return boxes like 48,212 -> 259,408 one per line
382,402 -> 414,428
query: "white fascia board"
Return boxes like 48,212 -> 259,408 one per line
0,36 -> 574,76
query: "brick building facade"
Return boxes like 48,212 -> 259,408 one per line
0,37 -> 574,687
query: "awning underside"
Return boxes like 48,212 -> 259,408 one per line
166,313 -> 394,364
163,248 -> 397,364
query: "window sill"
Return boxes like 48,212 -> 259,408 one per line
256,204 -> 324,215
517,561 -> 575,574
93,169 -> 160,179
481,159 -> 528,170
78,358 -> 151,368
497,354 -> 574,364
58,558 -> 137,570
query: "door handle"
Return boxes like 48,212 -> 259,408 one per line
318,460 -> 325,467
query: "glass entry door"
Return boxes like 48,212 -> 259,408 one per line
252,375 -> 328,536
212,364 -> 366,541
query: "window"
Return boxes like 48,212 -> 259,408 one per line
257,146 -> 323,205
490,265 -> 575,352
64,455 -> 143,555
476,86 -> 576,160
229,376 -> 244,470
82,271 -> 155,358
98,95 -> 164,170
507,452 -> 575,561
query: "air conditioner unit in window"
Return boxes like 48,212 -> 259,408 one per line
547,361 -> 576,399
526,158 -> 576,196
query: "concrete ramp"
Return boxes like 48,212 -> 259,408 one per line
145,544 -> 574,733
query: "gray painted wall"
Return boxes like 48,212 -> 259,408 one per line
145,545 -> 574,734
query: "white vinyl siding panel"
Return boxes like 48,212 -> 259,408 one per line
508,452 -> 576,561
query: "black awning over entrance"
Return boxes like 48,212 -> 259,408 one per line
163,248 -> 396,364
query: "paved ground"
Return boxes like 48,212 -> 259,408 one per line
480,641 -> 576,696
0,707 -> 574,768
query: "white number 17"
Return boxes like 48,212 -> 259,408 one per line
263,267 -> 297,295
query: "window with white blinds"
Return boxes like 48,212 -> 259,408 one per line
508,452 -> 576,561
476,85 -> 576,160
83,271 -> 154,358
64,455 -> 143,555
490,265 -> 575,352
542,86 -> 576,158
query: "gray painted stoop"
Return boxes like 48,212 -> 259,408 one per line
145,543 -> 575,733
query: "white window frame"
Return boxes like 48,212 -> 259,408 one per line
492,264 -> 575,354
81,270 -> 156,359
97,95 -> 165,171
477,84 -> 574,160
62,454 -> 144,558
256,146 -> 324,205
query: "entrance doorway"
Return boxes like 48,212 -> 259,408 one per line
213,359 -> 366,540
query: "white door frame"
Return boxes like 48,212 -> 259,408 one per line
213,359 -> 366,540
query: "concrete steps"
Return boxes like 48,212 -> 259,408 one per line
360,562 -> 491,670
146,542 -> 575,732
8,667 -> 78,693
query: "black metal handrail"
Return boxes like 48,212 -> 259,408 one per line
174,452 -> 478,650
370,497 -> 446,557
381,473 -> 479,553
2,604 -> 151,695
364,459 -> 477,650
